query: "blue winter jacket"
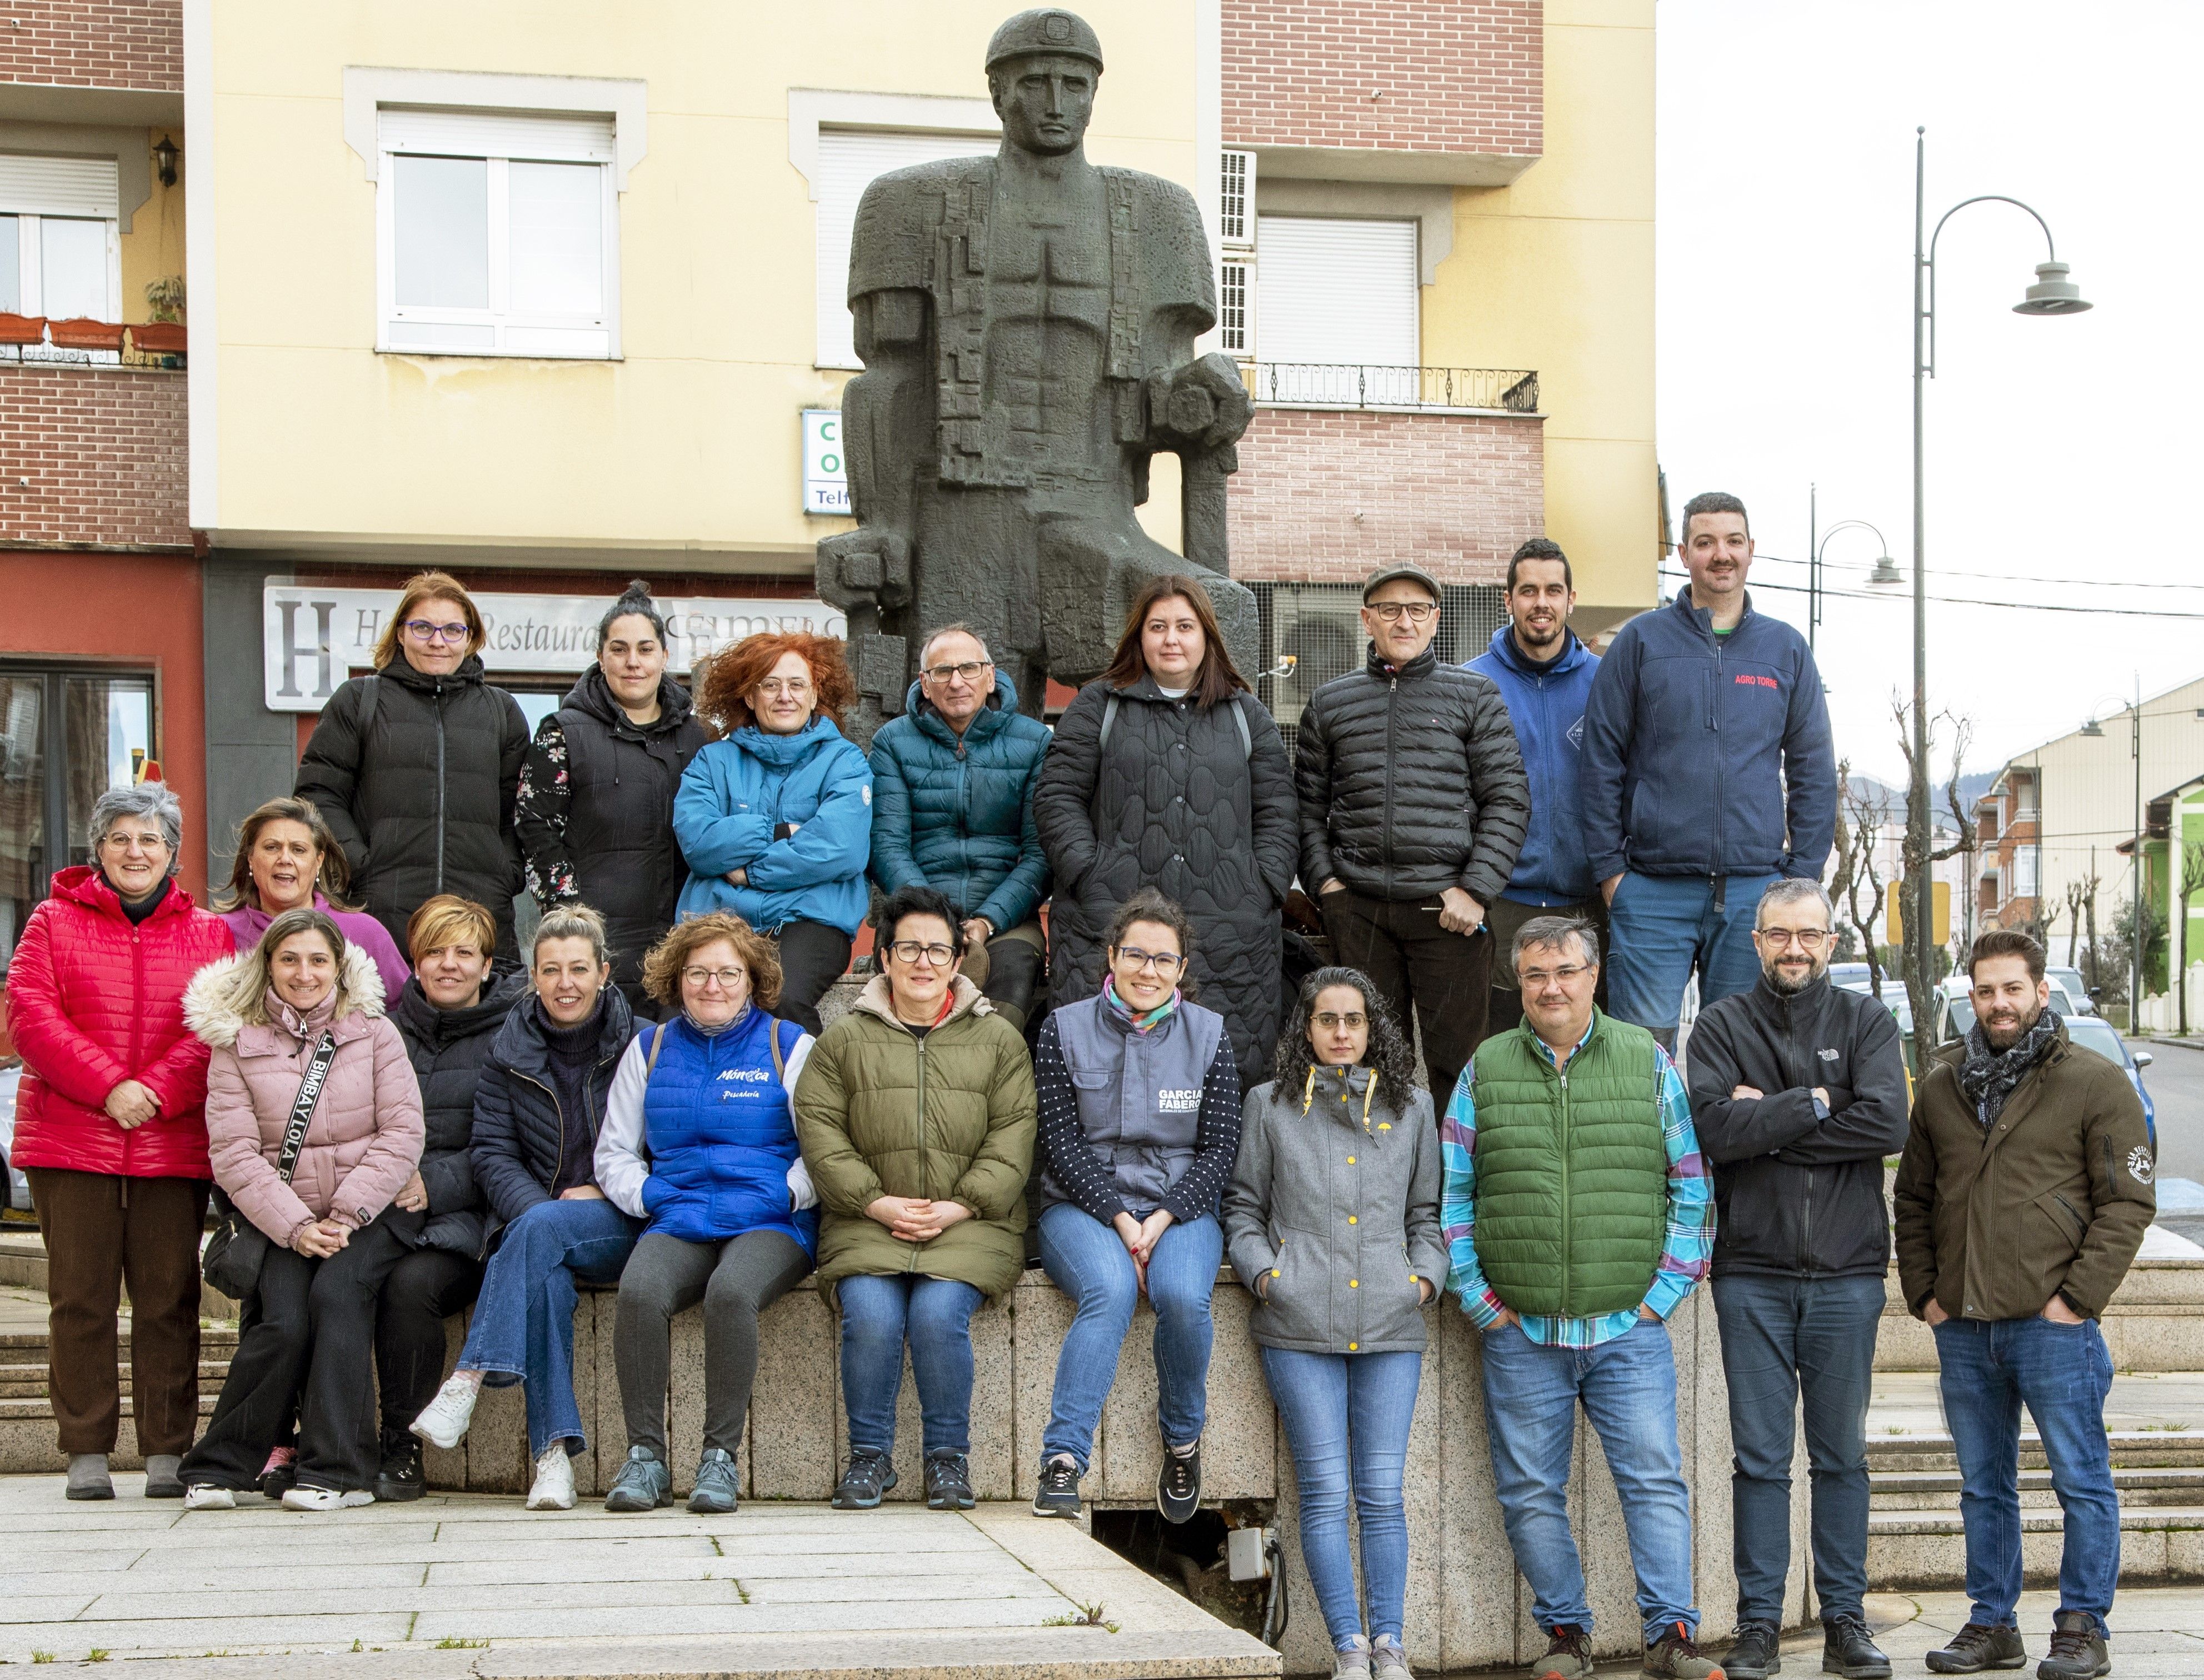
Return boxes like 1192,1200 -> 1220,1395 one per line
633,1011 -> 818,1257
673,717 -> 873,936
867,674 -> 1052,932
1467,623 -> 1601,905
1580,587 -> 1836,884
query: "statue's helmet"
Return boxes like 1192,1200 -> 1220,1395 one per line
984,8 -> 1104,73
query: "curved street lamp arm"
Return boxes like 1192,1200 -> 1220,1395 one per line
1921,194 -> 2062,378
1815,518 -> 1891,564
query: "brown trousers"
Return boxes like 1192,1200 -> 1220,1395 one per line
28,1168 -> 209,1457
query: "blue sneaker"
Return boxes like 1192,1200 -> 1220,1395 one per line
689,1447 -> 740,1514
603,1446 -> 671,1512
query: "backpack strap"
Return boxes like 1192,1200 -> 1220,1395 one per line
359,673 -> 380,734
1230,694 -> 1252,761
643,1020 -> 668,1083
1099,693 -> 1120,752
769,1018 -> 787,1083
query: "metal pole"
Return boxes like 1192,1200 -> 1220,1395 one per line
2135,678 -> 2145,1031
1808,483 -> 1819,652
1910,128 -> 1934,1050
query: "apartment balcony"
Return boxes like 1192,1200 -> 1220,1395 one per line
0,341 -> 188,551
1241,360 -> 1538,416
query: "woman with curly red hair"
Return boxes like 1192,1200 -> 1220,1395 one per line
673,632 -> 872,1034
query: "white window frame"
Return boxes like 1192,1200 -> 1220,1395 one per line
3,213 -> 122,319
373,112 -> 619,359
1,152 -> 123,336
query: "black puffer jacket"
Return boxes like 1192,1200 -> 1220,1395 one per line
296,653 -> 530,959
1294,644 -> 1530,906
514,667 -> 709,998
1034,676 -> 1298,1087
468,986 -> 636,1237
1683,971 -> 1911,1279
387,967 -> 531,1259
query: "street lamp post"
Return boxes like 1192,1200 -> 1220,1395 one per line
1808,506 -> 1895,651
1905,127 -> 2091,1054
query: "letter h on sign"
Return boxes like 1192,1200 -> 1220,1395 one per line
275,599 -> 337,701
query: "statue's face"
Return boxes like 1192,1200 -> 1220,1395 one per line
992,53 -> 1096,156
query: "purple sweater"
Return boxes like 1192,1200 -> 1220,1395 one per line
219,893 -> 411,1006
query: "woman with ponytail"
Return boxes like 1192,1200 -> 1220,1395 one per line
1222,967 -> 1444,1680
516,581 -> 709,1013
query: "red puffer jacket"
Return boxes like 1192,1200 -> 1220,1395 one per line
6,866 -> 236,1178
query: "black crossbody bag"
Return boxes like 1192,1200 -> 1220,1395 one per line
202,1029 -> 339,1297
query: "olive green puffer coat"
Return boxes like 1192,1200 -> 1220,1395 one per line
792,973 -> 1037,1304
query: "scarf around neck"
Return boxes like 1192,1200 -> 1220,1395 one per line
1959,1008 -> 2062,1129
1102,973 -> 1181,1033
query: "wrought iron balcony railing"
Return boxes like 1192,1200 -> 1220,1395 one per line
1240,361 -> 1538,413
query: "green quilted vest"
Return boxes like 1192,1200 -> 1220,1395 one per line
1469,1010 -> 1667,1318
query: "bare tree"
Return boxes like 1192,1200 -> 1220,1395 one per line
2065,878 -> 2088,971
1830,759 -> 1890,999
1893,699 -> 1978,1067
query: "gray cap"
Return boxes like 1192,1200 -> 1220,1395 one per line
1361,562 -> 1441,604
986,9 -> 1104,71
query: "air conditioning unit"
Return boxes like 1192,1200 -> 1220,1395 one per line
1218,257 -> 1253,357
1218,148 -> 1256,249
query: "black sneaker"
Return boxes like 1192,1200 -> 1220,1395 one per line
1032,1456 -> 1082,1519
1822,1612 -> 1891,1679
925,1450 -> 976,1511
1157,1439 -> 1201,1524
2035,1612 -> 2108,1680
372,1431 -> 426,1504
256,1447 -> 297,1501
1727,1621 -> 1781,1678
832,1447 -> 897,1510
1925,1623 -> 2027,1674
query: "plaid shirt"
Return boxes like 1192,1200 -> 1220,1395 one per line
1440,1017 -> 1712,1349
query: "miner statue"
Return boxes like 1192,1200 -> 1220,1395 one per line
817,7 -> 1258,742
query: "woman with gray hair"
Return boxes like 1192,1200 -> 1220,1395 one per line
3,782 -> 235,1500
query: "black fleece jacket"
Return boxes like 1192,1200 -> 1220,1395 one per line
1684,971 -> 1911,1279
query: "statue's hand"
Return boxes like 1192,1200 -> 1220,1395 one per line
816,527 -> 912,612
1145,352 -> 1254,452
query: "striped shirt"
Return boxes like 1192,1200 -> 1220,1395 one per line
1438,1017 -> 1712,1349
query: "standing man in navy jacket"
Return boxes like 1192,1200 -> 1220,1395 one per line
1468,537 -> 1604,1038
1581,492 -> 1836,1046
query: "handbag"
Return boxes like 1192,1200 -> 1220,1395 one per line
202,1028 -> 339,1298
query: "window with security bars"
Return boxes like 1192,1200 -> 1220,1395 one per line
1218,259 -> 1250,355
1248,582 -> 1506,761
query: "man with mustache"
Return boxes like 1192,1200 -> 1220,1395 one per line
1468,537 -> 1605,1039
1895,929 -> 2153,1679
1580,492 -> 1836,1047
1683,880 -> 1910,1680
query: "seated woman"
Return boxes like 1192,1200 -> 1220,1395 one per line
1223,969 -> 1445,1680
408,906 -> 638,1512
596,912 -> 818,1514
178,909 -> 424,1511
370,894 -> 530,1502
673,632 -> 873,1037
792,884 -> 1036,1513
1029,888 -> 1240,1526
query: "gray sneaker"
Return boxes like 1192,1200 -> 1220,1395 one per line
1371,1634 -> 1410,1680
1332,1636 -> 1372,1680
688,1447 -> 739,1514
603,1446 -> 671,1513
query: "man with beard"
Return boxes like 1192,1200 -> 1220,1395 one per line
1580,491 -> 1836,1047
1684,880 -> 1909,1680
1468,538 -> 1605,1040
1895,929 -> 2153,1680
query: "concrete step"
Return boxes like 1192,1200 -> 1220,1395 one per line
1866,1430 -> 2204,1472
0,1230 -> 241,1320
1871,1466 -> 2204,1509
0,1358 -> 230,1399
0,1394 -> 217,1422
1868,1504 -> 2204,1589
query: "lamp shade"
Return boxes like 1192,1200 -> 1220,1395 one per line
1868,556 -> 1902,587
2015,261 -> 2091,316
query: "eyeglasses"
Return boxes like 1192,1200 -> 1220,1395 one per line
753,677 -> 813,698
1518,963 -> 1592,987
403,619 -> 470,643
681,966 -> 748,990
1367,601 -> 1436,623
1757,927 -> 1830,948
1113,946 -> 1183,975
887,941 -> 957,967
1313,1011 -> 1367,1031
923,660 -> 992,683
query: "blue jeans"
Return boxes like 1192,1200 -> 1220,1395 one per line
1262,1346 -> 1421,1649
459,1196 -> 637,1459
838,1272 -> 984,1458
1480,1316 -> 1698,1642
1605,870 -> 1776,1038
1933,1314 -> 2118,1637
1038,1202 -> 1221,1470
1713,1273 -> 1885,1624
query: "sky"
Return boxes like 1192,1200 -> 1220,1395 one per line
1653,1 -> 2204,787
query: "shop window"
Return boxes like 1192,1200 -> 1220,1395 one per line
812,128 -> 997,369
377,109 -> 619,358
1253,217 -> 1419,403
0,666 -> 154,969
0,154 -> 123,342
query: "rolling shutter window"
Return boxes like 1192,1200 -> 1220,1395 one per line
0,154 -> 121,219
1254,216 -> 1418,367
378,108 -> 614,164
813,128 -> 997,369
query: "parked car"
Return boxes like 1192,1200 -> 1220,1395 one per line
1930,987 -> 2155,1146
0,1062 -> 34,1213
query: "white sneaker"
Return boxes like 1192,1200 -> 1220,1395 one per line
525,1445 -> 576,1511
182,1484 -> 235,1511
282,1485 -> 374,1511
411,1373 -> 481,1449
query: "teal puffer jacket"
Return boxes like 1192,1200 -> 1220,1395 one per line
867,675 -> 1052,932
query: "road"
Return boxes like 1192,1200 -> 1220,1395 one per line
2136,1035 -> 2204,1245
